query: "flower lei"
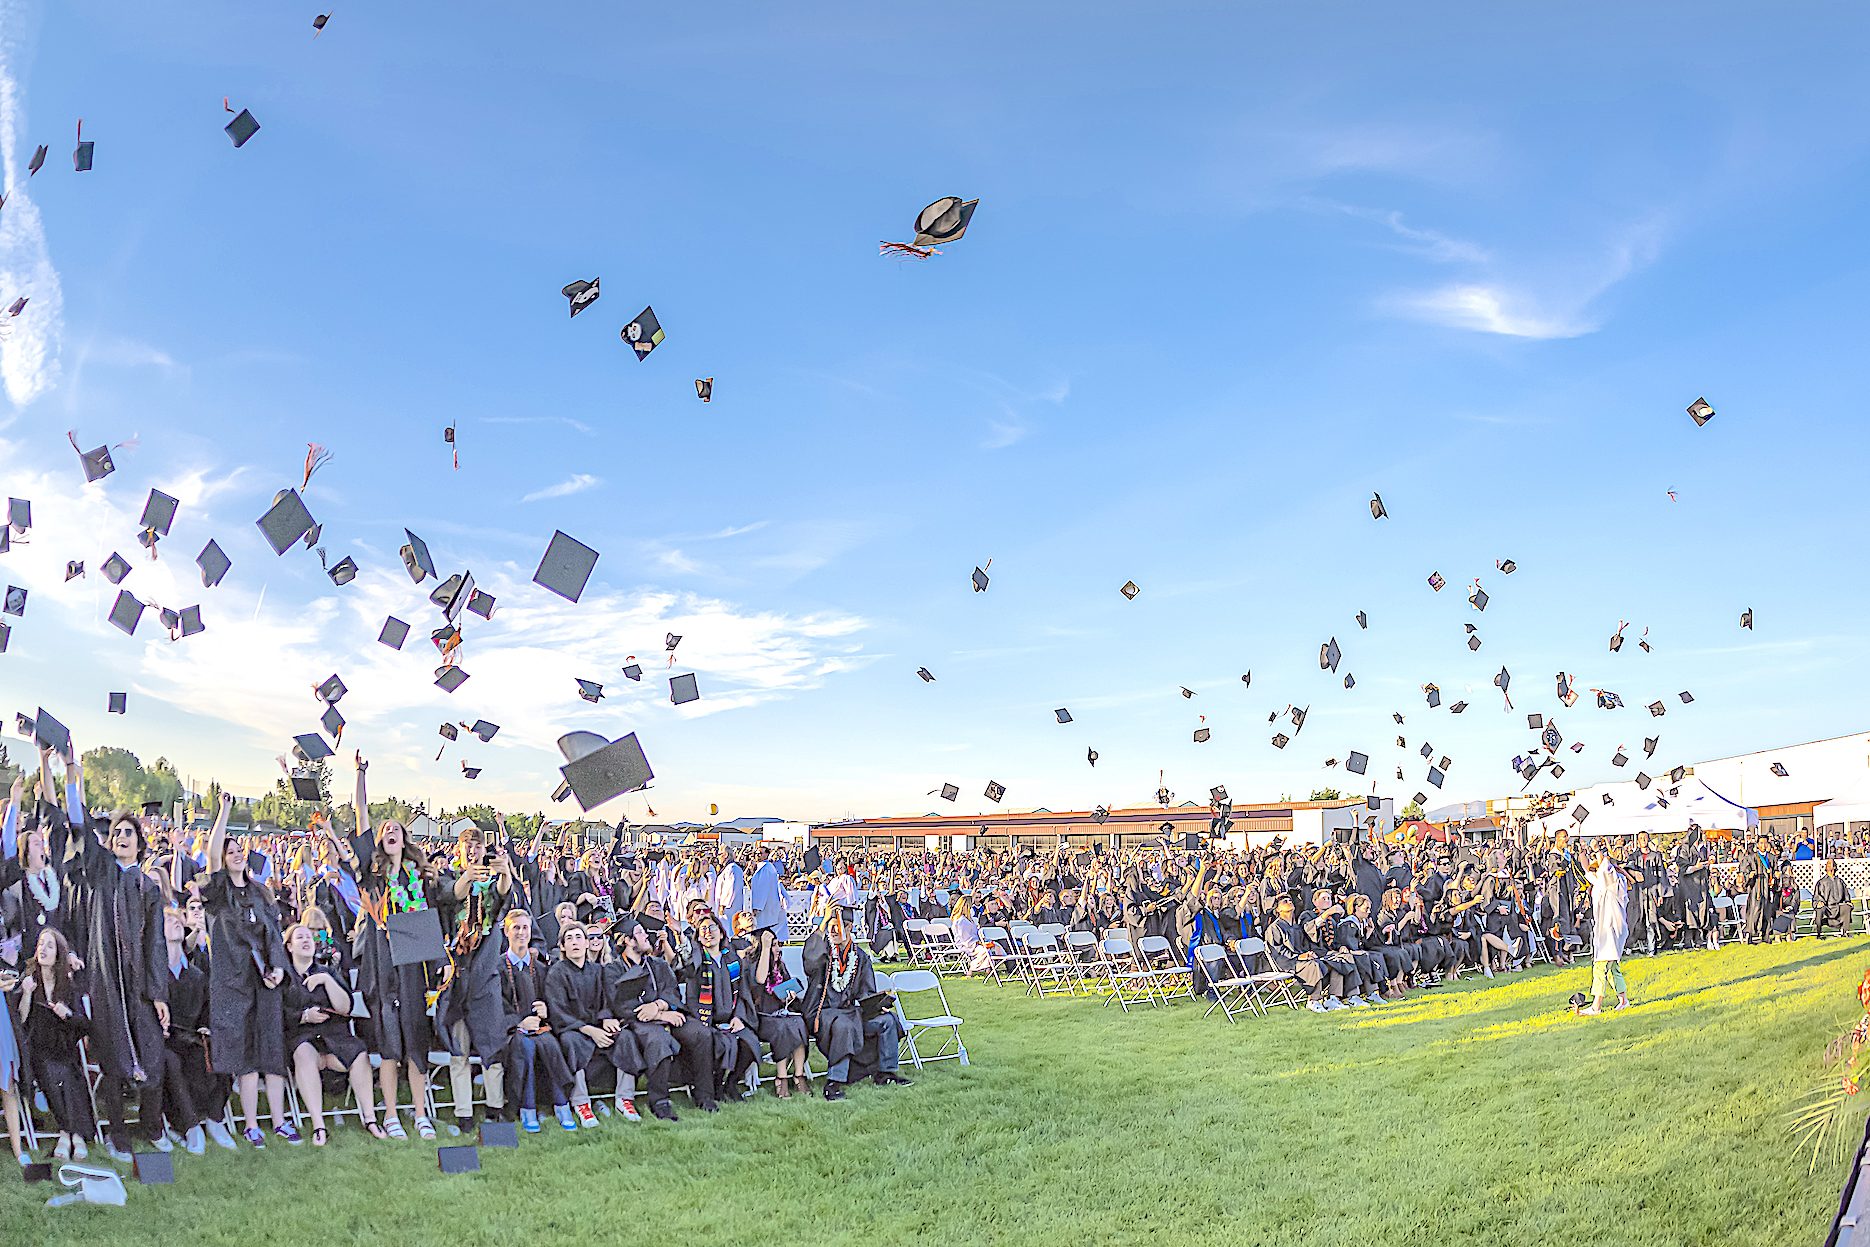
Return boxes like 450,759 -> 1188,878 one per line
388,862 -> 428,914
829,940 -> 857,993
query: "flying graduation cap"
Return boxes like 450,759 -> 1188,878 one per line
108,692 -> 127,714
73,120 -> 93,171
1427,572 -> 1445,591
63,560 -> 82,581
938,783 -> 959,801
695,378 -> 712,402
28,144 -> 46,175
576,679 -> 604,703
379,616 -> 410,649
670,673 -> 700,705
622,307 -> 664,360
1644,736 -> 1659,757
1055,708 -> 1072,724
1356,610 -> 1367,629
224,101 -> 261,148
563,278 -> 599,317
470,720 -> 499,742
257,489 -> 317,554
462,764 -> 482,780
971,566 -> 989,593
73,437 -> 115,483
1687,397 -> 1715,427
1493,666 -> 1512,708
1740,608 -> 1753,630
1370,493 -> 1387,519
1120,581 -> 1140,600
313,12 -> 330,34
533,530 -> 599,603
916,667 -> 935,682
1346,752 -> 1368,775
1193,727 -> 1210,743
1086,748 -> 1098,767
1468,583 -> 1488,611
880,196 -> 980,259
1770,762 -> 1789,777
401,530 -> 436,583
621,663 -> 642,681
1320,637 -> 1341,673
1497,559 -> 1517,574
984,780 -> 1006,803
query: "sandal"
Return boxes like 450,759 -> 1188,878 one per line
365,1121 -> 389,1141
384,1116 -> 408,1141
414,1116 -> 438,1141
311,1129 -> 328,1147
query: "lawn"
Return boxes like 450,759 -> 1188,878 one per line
8,939 -> 1863,1246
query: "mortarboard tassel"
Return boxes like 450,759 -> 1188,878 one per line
303,442 -> 334,488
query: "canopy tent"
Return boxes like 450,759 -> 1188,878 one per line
1813,770 -> 1870,830
1532,776 -> 1757,839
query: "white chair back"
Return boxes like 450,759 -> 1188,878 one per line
1038,923 -> 1068,937
1022,929 -> 1059,951
1195,943 -> 1230,968
1064,931 -> 1098,952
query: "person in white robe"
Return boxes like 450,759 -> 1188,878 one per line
1581,850 -> 1631,1015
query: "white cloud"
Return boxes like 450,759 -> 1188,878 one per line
483,416 -> 594,435
982,419 -> 1027,449
521,473 -> 601,503
0,0 -> 63,408
1392,284 -> 1593,339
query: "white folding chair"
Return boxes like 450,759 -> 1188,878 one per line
1232,937 -> 1300,1013
976,926 -> 1019,987
1197,944 -> 1251,1022
1136,935 -> 1193,1003
902,917 -> 930,964
920,921 -> 963,974
1061,930 -> 1102,994
1021,930 -> 1072,997
889,969 -> 968,1069
1103,937 -> 1161,1011
1714,895 -> 1739,942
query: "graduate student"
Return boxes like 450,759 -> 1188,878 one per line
1580,849 -> 1631,1016
683,913 -> 758,1103
204,792 -> 295,1145
801,914 -> 911,1101
282,924 -> 377,1145
544,922 -> 629,1128
20,928 -> 90,1160
741,926 -> 810,1098
498,909 -> 572,1133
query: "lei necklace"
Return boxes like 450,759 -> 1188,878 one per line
388,863 -> 428,914
830,942 -> 857,993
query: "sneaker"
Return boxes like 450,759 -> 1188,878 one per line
520,1109 -> 542,1134
106,1141 -> 135,1164
150,1132 -> 174,1152
555,1105 -> 578,1132
1307,1000 -> 1329,1013
16,1150 -> 32,1168
205,1120 -> 237,1151
162,1128 -> 185,1147
575,1103 -> 599,1129
1483,966 -> 1495,979
244,1127 -> 267,1149
413,1117 -> 438,1142
1348,996 -> 1370,1008
51,1137 -> 71,1161
70,1139 -> 87,1161
823,1082 -> 848,1102
650,1099 -> 679,1121
184,1127 -> 206,1156
617,1097 -> 641,1122
276,1123 -> 303,1146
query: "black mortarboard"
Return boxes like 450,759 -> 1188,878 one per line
179,605 -> 203,637
939,783 -> 958,801
1679,691 -> 1694,704
1647,701 -> 1666,717
1439,755 -> 1452,770
1241,672 -> 1251,686
27,144 -> 46,176
1603,793 -> 1614,805
1290,705 -> 1308,730
316,674 -> 346,704
1740,608 -> 1753,630
1427,767 -> 1444,788
695,378 -> 712,402
134,1151 -> 176,1184
1092,806 -> 1109,824
1424,684 -> 1441,709
916,667 -> 935,682
534,530 -> 599,603
189,539 -> 232,589
1450,701 -> 1467,713
1613,750 -> 1628,767
462,766 -> 482,779
1497,559 -> 1516,574
1596,690 -> 1624,710
1771,761 -> 1789,777
558,731 -> 655,810
1053,708 -> 1072,724
971,567 -> 989,593
1569,803 -> 1589,824
1670,765 -> 1686,783
1427,572 -> 1445,591
0,586 -> 23,617
1469,585 -> 1488,611
1609,627 -> 1625,653
479,1119 -> 519,1149
564,277 -> 599,317
1086,747 -> 1098,766
32,707 -> 69,757
1209,785 -> 1230,805
1494,667 -> 1510,693
1321,637 -> 1341,673
74,136 -> 93,171
622,307 -> 664,360
400,530 -> 436,584
576,679 -> 604,703
294,732 -> 334,761
225,108 -> 260,147
1193,728 -> 1210,742
99,551 -> 131,585
79,443 -> 115,482
440,723 -> 459,741
313,12 -> 329,31
984,780 -> 1005,803
1356,610 -> 1367,629
1644,736 -> 1658,757
471,720 -> 498,742
466,590 -> 495,619
1468,635 -> 1482,651
304,523 -> 322,550
664,633 -> 681,651
108,692 -> 127,714
326,556 -> 358,586
1272,732 -> 1290,749
1687,397 -> 1714,427
1412,792 -> 1427,805
1120,580 -> 1139,600
1344,674 -> 1355,689
379,616 -> 410,649
257,489 -> 317,554
1394,713 -> 1405,724
911,196 -> 979,246
388,908 -> 447,966
1346,752 -> 1368,775
161,607 -> 181,632
429,572 -> 466,616
621,663 -> 642,681
321,705 -> 344,737
1541,725 -> 1563,752
1549,763 -> 1564,778
1635,772 -> 1651,790
1370,493 -> 1387,519
1,620 -> 13,651
109,590 -> 146,635
670,673 -> 700,705
436,666 -> 470,693
1420,742 -> 1434,759
3,498 -> 26,532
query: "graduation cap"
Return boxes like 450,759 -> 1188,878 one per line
133,1150 -> 175,1185
1602,793 -> 1615,805
1541,725 -> 1562,752
225,107 -> 260,148
1647,701 -> 1666,717
256,489 -> 317,555
1467,636 -> 1481,655
1320,637 -> 1341,673
160,606 -> 181,633
1420,742 -> 1434,759
1644,736 -> 1659,757
1290,705 -> 1308,731
430,571 -> 473,622
30,709 -> 69,756
1427,767 -> 1444,788
435,666 -> 470,693
695,378 -> 713,402
1241,672 -> 1251,686
314,674 -> 346,704
1343,674 -> 1355,689
1272,732 -> 1290,749
670,673 -> 700,705
1609,624 -> 1626,653
4,497 -> 28,534
1086,747 -> 1098,767
1635,772 -> 1651,790
1181,687 -> 1196,699
1412,792 -> 1428,805
64,560 -> 83,581
1518,760 -> 1538,781
108,692 -> 127,714
28,144 -> 46,176
1396,736 -> 1407,748
179,605 -> 204,637
1468,584 -> 1488,611
1686,397 -> 1714,427
622,306 -> 664,360
1090,805 -> 1109,824
108,590 -> 145,635
1193,728 -> 1210,743
293,732 -> 334,761
460,589 -> 495,621
1055,708 -> 1072,724
470,720 -> 499,742
1679,691 -> 1694,704
563,277 -> 600,317
1612,750 -> 1628,767
74,119 -> 94,171
905,196 -> 978,248
0,621 -> 9,653
1571,803 -> 1590,824
1346,751 -> 1368,775
1356,610 -> 1367,629
1394,713 -> 1405,724
1497,559 -> 1517,574
1424,683 -> 1441,709
435,1141 -> 483,1174
938,783 -> 958,801
378,616 -> 410,649
1740,608 -> 1753,630
533,530 -> 599,603
462,765 -> 482,780
621,663 -> 642,682
1771,761 -> 1789,777
78,442 -> 115,482
1549,763 -> 1565,779
313,12 -> 330,32
1596,690 -> 1624,710
576,679 -> 604,703
971,566 -> 989,593
1494,667 -> 1511,693
1449,701 -> 1467,713
984,780 -> 1005,803
664,633 -> 682,652
1670,764 -> 1686,783
400,530 -> 436,584
1427,572 -> 1445,592
916,667 -> 935,682
325,555 -> 358,586
1370,493 -> 1388,519
185,540 -> 232,592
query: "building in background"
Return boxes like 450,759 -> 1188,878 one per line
811,797 -> 1395,852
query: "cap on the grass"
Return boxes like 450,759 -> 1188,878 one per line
533,530 -> 599,603
379,616 -> 410,649
576,678 -> 604,703
108,590 -> 145,635
257,489 -> 317,554
670,673 -> 699,705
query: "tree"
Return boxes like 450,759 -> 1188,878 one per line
1401,800 -> 1424,821
81,746 -> 182,814
1309,788 -> 1343,802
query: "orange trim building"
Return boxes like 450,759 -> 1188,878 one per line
810,797 -> 1394,851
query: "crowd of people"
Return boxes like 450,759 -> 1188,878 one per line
1,727 -> 1851,1168
0,739 -> 914,1170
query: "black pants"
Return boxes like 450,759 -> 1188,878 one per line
97,1067 -> 165,1147
1818,904 -> 1853,937
32,1052 -> 95,1138
166,1039 -> 229,1128
666,1018 -> 718,1107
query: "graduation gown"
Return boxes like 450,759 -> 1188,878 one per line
1674,843 -> 1713,931
347,832 -> 443,1064
681,950 -> 759,1074
599,956 -> 682,1074
436,879 -> 515,1064
201,869 -> 288,1076
801,932 -> 890,1069
64,834 -> 170,1085
738,949 -> 808,1057
1738,851 -> 1778,941
545,954 -> 615,1073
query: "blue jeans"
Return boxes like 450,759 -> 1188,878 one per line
514,1034 -> 537,1110
827,1015 -> 900,1082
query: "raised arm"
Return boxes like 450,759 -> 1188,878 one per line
206,791 -> 234,871
353,752 -> 371,838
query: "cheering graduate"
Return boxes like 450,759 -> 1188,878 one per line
801,915 -> 911,1101
435,820 -> 516,1129
21,928 -> 92,1159
204,791 -> 293,1145
739,926 -> 809,1098
281,923 -> 375,1145
1580,851 -> 1632,1015
682,913 -> 759,1103
1737,834 -> 1780,944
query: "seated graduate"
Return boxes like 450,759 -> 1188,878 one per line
1262,894 -> 1338,1013
682,913 -> 759,1104
603,915 -> 714,1119
1814,859 -> 1853,938
497,909 -> 574,1133
158,900 -> 232,1153
543,922 -> 628,1128
801,913 -> 912,1101
21,927 -> 92,1160
739,926 -> 810,1098
281,922 -> 375,1145
1301,888 -> 1370,1008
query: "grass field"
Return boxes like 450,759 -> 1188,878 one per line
6,939 -> 1864,1246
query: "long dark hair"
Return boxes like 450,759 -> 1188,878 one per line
33,927 -> 75,1003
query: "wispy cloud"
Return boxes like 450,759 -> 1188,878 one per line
0,0 -> 64,408
701,521 -> 768,540
521,473 -> 601,503
982,419 -> 1027,449
1392,284 -> 1593,339
483,416 -> 595,435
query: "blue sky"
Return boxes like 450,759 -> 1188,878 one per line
2,0 -> 1868,823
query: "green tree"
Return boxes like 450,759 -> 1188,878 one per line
81,746 -> 182,814
1401,800 -> 1424,821
1309,788 -> 1343,802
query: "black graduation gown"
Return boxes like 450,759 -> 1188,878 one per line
681,950 -> 759,1073
1675,844 -> 1713,931
1738,851 -> 1779,940
801,932 -> 890,1071
63,834 -> 169,1085
201,869 -> 288,1076
347,832 -> 443,1064
544,954 -> 616,1073
1,858 -> 74,942
436,880 -> 514,1064
600,957 -> 683,1074
738,949 -> 808,1058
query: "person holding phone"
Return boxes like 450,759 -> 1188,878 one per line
204,792 -> 293,1146
739,926 -> 809,1097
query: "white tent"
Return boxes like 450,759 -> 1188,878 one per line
1813,770 -> 1870,830
1536,776 -> 1757,838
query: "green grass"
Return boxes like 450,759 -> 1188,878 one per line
9,939 -> 1865,1245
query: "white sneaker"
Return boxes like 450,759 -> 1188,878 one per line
150,1133 -> 174,1152
184,1126 -> 206,1156
1307,1000 -> 1329,1013
1349,995 -> 1371,1007
1483,966 -> 1495,979
1325,997 -> 1348,1010
205,1120 -> 237,1151
71,1138 -> 88,1161
162,1128 -> 184,1147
